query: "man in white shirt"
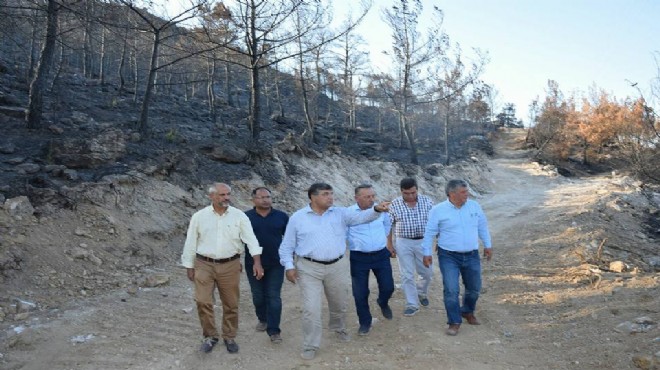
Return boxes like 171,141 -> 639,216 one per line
279,182 -> 390,360
181,183 -> 264,354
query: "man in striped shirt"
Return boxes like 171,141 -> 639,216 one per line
387,178 -> 434,317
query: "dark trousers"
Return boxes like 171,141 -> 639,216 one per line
245,263 -> 285,335
350,248 -> 395,327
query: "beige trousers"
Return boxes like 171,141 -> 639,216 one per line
193,258 -> 241,340
296,256 -> 350,351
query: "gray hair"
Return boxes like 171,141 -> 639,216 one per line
354,183 -> 373,195
208,183 -> 231,194
445,179 -> 468,196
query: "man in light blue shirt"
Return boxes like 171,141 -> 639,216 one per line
422,179 -> 493,336
279,183 -> 390,360
347,184 -> 395,337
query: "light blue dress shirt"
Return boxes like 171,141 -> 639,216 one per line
279,204 -> 382,270
421,199 -> 492,256
346,204 -> 391,252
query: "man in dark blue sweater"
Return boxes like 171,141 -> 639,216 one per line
244,187 -> 289,343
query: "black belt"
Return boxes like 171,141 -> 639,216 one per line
440,248 -> 477,255
301,255 -> 343,265
403,236 -> 423,240
352,248 -> 386,255
196,253 -> 240,263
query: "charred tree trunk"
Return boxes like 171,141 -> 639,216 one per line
137,30 -> 161,137
26,0 -> 59,130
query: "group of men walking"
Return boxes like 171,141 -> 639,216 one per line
180,178 -> 492,360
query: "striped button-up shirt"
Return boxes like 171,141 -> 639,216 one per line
279,204 -> 382,270
388,195 -> 434,239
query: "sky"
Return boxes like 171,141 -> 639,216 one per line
334,0 -> 660,124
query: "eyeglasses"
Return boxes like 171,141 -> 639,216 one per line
254,196 -> 271,200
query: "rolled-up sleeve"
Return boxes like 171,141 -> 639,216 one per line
181,213 -> 199,268
240,214 -> 263,256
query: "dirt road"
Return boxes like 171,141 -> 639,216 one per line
3,129 -> 658,370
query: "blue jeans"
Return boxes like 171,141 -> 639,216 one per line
438,248 -> 482,325
350,248 -> 395,327
245,263 -> 284,335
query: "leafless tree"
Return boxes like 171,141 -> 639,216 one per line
381,0 -> 447,164
334,22 -> 369,131
26,0 -> 60,130
117,0 -> 211,137
206,0 -> 370,141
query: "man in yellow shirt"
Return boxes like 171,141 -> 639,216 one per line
181,183 -> 264,354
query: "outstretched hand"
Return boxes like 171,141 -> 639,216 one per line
374,201 -> 391,212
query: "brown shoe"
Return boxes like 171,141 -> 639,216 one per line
461,312 -> 481,325
446,324 -> 460,336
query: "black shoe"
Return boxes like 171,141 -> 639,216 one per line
358,325 -> 370,336
379,302 -> 393,320
224,339 -> 239,353
200,337 -> 218,353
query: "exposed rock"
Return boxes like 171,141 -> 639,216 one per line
69,247 -> 89,260
49,129 -> 126,168
632,355 -> 655,370
615,318 -> 656,334
48,125 -> 64,134
5,157 -> 25,165
0,106 -> 26,118
140,273 -> 169,288
3,196 -> 34,218
88,254 -> 103,266
74,227 -> 92,238
14,312 -> 29,320
14,299 -> 37,313
609,261 -> 626,273
0,142 -> 16,154
16,163 -> 41,174
202,144 -> 248,163
62,169 -> 79,181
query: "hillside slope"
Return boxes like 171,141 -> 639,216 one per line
0,128 -> 658,370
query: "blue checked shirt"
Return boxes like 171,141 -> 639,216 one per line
388,195 -> 434,239
421,199 -> 492,255
279,204 -> 382,270
346,204 -> 391,252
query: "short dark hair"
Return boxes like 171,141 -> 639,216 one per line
354,183 -> 373,195
308,182 -> 332,199
445,179 -> 468,195
251,187 -> 271,197
400,178 -> 417,190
